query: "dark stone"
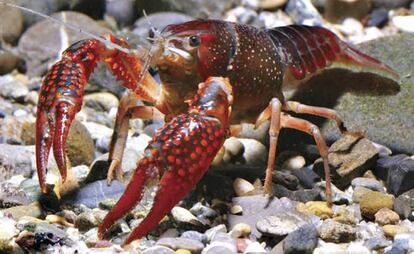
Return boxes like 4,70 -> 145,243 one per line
372,0 -> 411,9
283,224 -> 318,254
273,171 -> 299,190
62,180 -> 125,208
394,189 -> 414,220
375,155 -> 414,196
273,184 -> 320,203
291,166 -> 321,188
368,8 -> 389,27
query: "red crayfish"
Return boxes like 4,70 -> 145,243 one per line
2,2 -> 400,245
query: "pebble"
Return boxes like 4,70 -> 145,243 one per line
204,224 -> 227,242
233,178 -> 256,196
0,75 -> 29,101
84,92 -> 119,112
171,206 -> 204,228
4,201 -> 43,220
230,223 -> 251,238
0,4 -> 23,44
368,8 -> 389,27
0,50 -> 25,75
317,219 -> 357,243
364,237 -> 392,250
313,242 -> 348,254
230,205 -> 243,215
351,177 -> 385,193
157,237 -> 204,254
208,232 -> 238,253
189,202 -> 218,220
359,190 -> 394,219
383,225 -> 410,238
244,241 -> 266,253
385,246 -> 405,254
75,212 -> 98,232
375,208 -> 400,225
315,181 -> 352,204
272,171 -> 299,190
181,231 -> 207,244
333,204 -> 361,224
175,249 -> 192,254
256,211 -> 314,237
394,190 -> 414,219
283,224 -> 318,254
258,0 -> 288,9
298,201 -> 333,219
325,0 -> 373,22
238,139 -> 267,165
376,155 -> 414,196
285,0 -> 324,25
0,216 -> 18,249
35,221 -> 68,240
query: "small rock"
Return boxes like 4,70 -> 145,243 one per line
230,205 -> 243,215
233,178 -> 256,196
142,246 -> 175,254
325,0 -> 372,22
238,139 -> 267,165
353,186 -> 373,203
0,216 -> 18,250
333,204 -> 361,224
171,206 -> 204,228
346,242 -> 371,254
316,181 -> 352,204
292,166 -> 320,188
317,219 -> 356,243
314,135 -> 379,189
364,237 -> 392,250
66,120 -> 95,167
375,155 -> 414,196
359,190 -> 394,219
157,237 -> 204,254
298,201 -> 333,219
385,247 -> 405,254
222,137 -> 244,164
0,4 -> 23,44
189,202 -> 218,220
368,8 -> 389,27
105,0 -> 137,26
280,154 -> 306,170
372,0 -> 411,9
392,16 -> 414,34
258,0 -> 288,9
272,171 -> 299,190
256,211 -> 314,237
34,222 -> 68,240
375,208 -> 400,225
0,50 -> 25,75
285,0 -> 324,25
84,92 -> 119,112
283,224 -> 318,254
4,201 -> 43,220
0,74 -> 29,101
394,190 -> 414,220
204,224 -> 227,242
383,225 -> 410,238
351,177 -> 385,193
313,242 -> 348,254
181,231 -> 207,244
175,249 -> 192,254
75,212 -> 98,232
244,241 -> 266,253
230,223 -> 251,238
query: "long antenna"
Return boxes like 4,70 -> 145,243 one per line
0,1 -> 131,54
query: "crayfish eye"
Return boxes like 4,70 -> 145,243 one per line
188,35 -> 201,47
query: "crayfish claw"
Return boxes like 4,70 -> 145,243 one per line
107,159 -> 122,185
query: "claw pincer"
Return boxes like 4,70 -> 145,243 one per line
98,77 -> 233,244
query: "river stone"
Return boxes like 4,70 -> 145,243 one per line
317,219 -> 357,243
256,211 -> 315,237
156,237 -> 204,254
0,3 -> 23,44
283,224 -> 318,254
18,11 -> 110,77
280,33 -> 414,155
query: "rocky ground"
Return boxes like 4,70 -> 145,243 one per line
0,0 -> 414,253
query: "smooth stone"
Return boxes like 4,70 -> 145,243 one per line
222,137 -> 244,164
74,212 -> 98,232
157,237 -> 204,254
201,245 -> 234,254
383,225 -> 410,238
258,0 -> 288,9
283,224 -> 318,254
375,208 -> 400,225
62,180 -> 125,208
238,139 -> 267,166
272,171 -> 299,190
298,201 -> 333,219
292,166 -> 321,188
3,201 -> 43,220
346,242 -> 371,254
180,231 -> 207,244
244,241 -> 266,253
230,223 -> 251,238
314,135 -> 379,188
372,0 -> 411,9
0,75 -> 28,102
233,178 -> 256,196
360,190 -> 394,219
385,247 -> 405,254
0,144 -> 38,180
351,177 -> 385,193
394,189 -> 414,219
0,216 -> 18,247
105,0 -> 137,26
368,8 -> 389,27
312,242 -> 347,254
204,224 -> 227,242
325,0 -> 372,22
175,249 -> 192,254
171,206 -> 204,228
333,204 -> 361,224
0,4 -> 23,44
0,49 -> 25,75
84,92 -> 119,112
209,232 -> 237,253
392,16 -> 414,33
34,222 -> 68,240
317,219 -> 356,243
0,179 -> 31,207
256,212 -> 315,237
285,0 -> 324,25
189,202 -> 218,220
315,181 -> 352,204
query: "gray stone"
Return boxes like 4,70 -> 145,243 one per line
156,237 -> 204,253
351,177 -> 385,193
204,224 -> 227,242
105,0 -> 137,26
0,180 -> 30,207
372,0 -> 411,9
35,222 -> 68,239
376,155 -> 414,196
142,246 -> 175,254
189,202 -> 218,220
285,0 -> 324,25
272,171 -> 299,190
0,3 -> 23,44
363,237 -> 392,250
0,144 -> 37,181
84,92 -> 119,112
75,212 -> 98,232
283,224 -> 318,254
0,75 -> 29,101
313,135 -> 379,188
256,212 -> 315,237
181,231 -> 208,244
317,219 -> 356,243
394,189 -> 414,220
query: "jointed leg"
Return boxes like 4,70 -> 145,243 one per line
280,113 -> 332,205
108,91 -> 163,184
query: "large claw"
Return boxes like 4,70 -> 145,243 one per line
98,77 -> 233,245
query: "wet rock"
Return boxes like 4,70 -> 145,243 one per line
84,92 -> 119,112
0,74 -> 29,101
189,202 -> 217,221
375,155 -> 414,196
375,208 -> 400,225
383,225 -> 410,238
325,0 -> 372,22
181,231 -> 207,244
351,177 -> 385,193
272,171 -> 299,190
1,115 -> 34,145
357,221 -> 384,240
285,0 -> 324,25
352,186 -> 373,203
283,224 -> 317,254
317,219 -> 356,243
63,180 -> 125,208
314,135 -> 379,188
256,211 -> 315,237
364,237 -> 392,250
0,4 -> 23,44
142,245 -> 175,254
206,232 -> 238,253
221,137 -> 244,164
360,190 -> 394,219
18,11 -> 110,77
176,249 -> 192,254
157,237 -> 204,254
